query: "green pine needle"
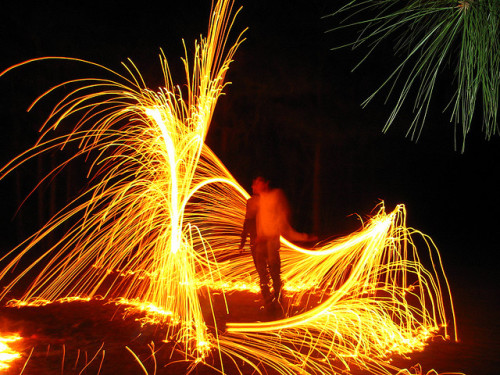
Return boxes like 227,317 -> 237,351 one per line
327,0 -> 500,151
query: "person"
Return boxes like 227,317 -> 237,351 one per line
239,180 -> 259,265
240,176 -> 315,311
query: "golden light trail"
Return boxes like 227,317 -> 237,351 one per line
0,1 -> 457,374
217,204 -> 457,375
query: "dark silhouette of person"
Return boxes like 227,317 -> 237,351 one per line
239,180 -> 259,265
240,176 -> 315,312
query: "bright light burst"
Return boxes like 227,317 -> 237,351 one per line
0,1 -> 456,374
328,0 -> 500,151
0,334 -> 22,371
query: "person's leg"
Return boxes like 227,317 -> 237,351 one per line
267,237 -> 282,302
250,243 -> 258,268
255,241 -> 271,304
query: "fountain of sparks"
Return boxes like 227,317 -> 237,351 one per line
0,1 -> 456,374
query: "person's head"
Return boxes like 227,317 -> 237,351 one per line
251,176 -> 269,195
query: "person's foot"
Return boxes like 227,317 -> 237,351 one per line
273,289 -> 283,303
263,298 -> 274,311
263,298 -> 284,319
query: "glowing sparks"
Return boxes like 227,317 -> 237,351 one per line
0,0 -> 457,374
217,204 -> 456,374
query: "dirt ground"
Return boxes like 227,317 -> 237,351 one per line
0,290 -> 279,375
0,283 -> 498,375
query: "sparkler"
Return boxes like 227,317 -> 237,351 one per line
0,0 -> 245,361
0,0 -> 456,374
328,0 -> 500,151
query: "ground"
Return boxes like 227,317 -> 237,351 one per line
1,279 -> 498,375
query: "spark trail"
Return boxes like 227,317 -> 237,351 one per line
0,1 -> 456,374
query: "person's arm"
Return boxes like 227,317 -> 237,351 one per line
277,189 -> 317,243
239,219 -> 249,250
239,198 -> 252,251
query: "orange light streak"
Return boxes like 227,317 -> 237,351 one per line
0,1 -> 457,374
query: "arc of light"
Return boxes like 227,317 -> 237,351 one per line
227,215 -> 393,333
182,177 -> 249,214
145,107 -> 181,254
281,213 -> 394,256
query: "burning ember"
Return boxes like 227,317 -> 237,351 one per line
0,334 -> 22,371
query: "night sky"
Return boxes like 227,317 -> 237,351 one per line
1,0 -> 499,354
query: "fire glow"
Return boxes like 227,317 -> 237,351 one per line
0,334 -> 22,371
0,1 -> 456,374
